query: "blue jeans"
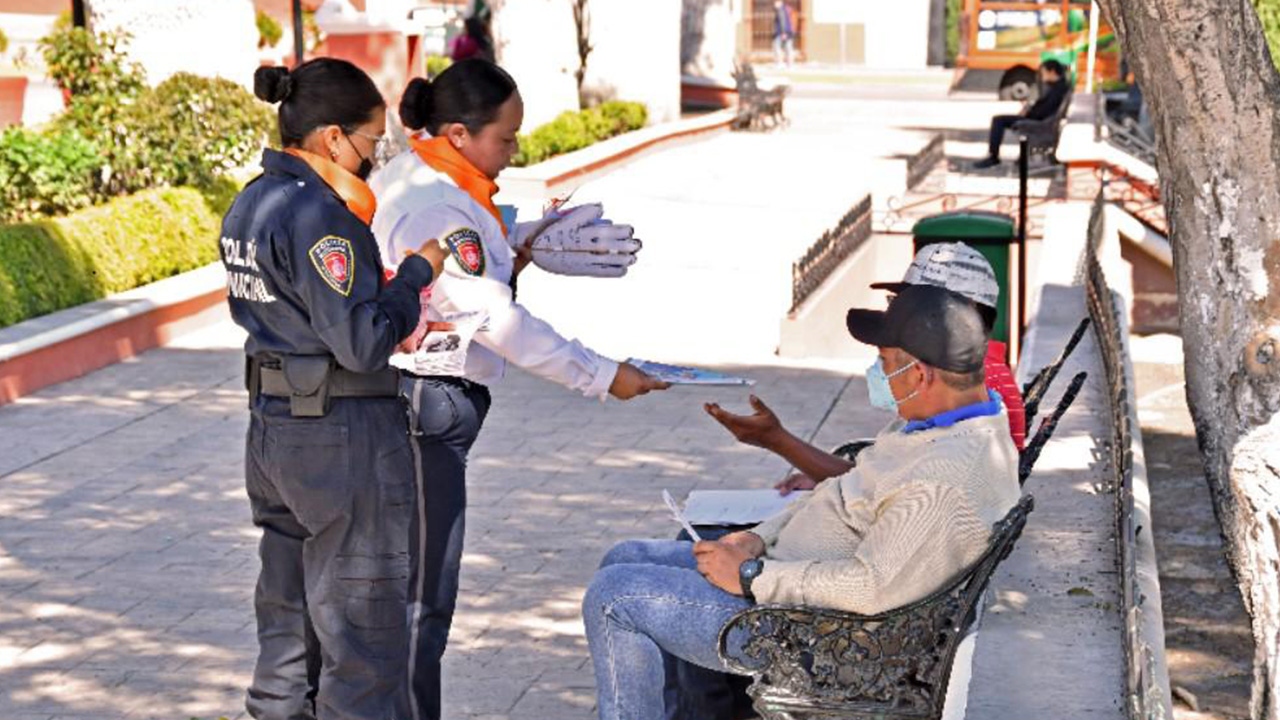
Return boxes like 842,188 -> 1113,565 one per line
582,540 -> 753,720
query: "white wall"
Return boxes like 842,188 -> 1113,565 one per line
681,0 -> 739,84
583,0 -> 680,123
492,0 -> 580,131
86,0 -> 259,89
864,0 -> 929,69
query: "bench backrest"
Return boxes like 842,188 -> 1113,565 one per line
719,494 -> 1035,719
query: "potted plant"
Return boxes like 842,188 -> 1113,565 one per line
0,28 -> 30,127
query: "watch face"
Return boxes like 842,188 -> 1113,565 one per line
741,559 -> 763,578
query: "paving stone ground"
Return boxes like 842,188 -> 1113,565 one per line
0,85 -> 1021,719
0,318 -> 881,720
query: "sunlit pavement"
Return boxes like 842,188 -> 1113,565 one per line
0,87 -> 1019,719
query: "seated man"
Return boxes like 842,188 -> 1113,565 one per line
973,59 -> 1069,169
707,241 -> 1026,499
581,284 -> 1021,720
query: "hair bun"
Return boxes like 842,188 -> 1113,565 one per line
399,77 -> 434,131
254,66 -> 293,104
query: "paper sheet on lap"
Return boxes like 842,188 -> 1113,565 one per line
681,489 -> 812,526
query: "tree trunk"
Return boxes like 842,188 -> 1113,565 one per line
1093,1 -> 1280,718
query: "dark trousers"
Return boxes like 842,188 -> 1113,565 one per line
988,114 -> 1022,159
401,376 -> 491,720
245,395 -> 415,720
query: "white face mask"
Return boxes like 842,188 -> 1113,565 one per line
865,357 -> 918,412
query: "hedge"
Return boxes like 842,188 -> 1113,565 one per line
511,100 -> 648,167
0,186 -> 223,328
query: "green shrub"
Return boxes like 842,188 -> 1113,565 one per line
0,126 -> 103,223
945,0 -> 962,65
257,10 -> 283,49
39,26 -> 146,156
0,187 -> 221,328
119,72 -> 276,190
511,100 -> 647,167
426,55 -> 452,78
0,28 -> 9,56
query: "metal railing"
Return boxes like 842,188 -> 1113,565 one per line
790,195 -> 873,313
1083,192 -> 1170,720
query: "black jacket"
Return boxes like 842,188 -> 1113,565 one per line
220,149 -> 434,373
1025,79 -> 1069,121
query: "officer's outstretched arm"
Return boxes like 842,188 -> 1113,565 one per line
291,212 -> 435,373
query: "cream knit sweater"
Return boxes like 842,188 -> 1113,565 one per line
751,410 -> 1020,615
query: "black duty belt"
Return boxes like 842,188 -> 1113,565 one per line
248,355 -> 399,417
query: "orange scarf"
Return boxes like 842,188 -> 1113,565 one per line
284,148 -> 378,226
407,135 -> 507,236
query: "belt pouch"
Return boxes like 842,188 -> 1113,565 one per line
282,356 -> 333,417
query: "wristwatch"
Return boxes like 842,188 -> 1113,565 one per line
738,558 -> 764,602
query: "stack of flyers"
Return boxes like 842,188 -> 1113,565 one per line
626,359 -> 754,386
406,310 -> 490,377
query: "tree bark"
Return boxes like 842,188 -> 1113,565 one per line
1093,1 -> 1280,718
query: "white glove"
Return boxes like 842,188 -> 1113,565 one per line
524,203 -> 643,277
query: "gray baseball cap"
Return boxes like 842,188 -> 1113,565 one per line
871,242 -> 1000,309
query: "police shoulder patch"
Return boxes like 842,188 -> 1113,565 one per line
309,235 -> 356,296
444,227 -> 485,276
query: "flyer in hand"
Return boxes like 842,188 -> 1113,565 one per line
406,310 -> 489,377
626,359 -> 755,386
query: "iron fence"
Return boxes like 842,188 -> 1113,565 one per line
1083,192 -> 1170,720
790,195 -> 873,313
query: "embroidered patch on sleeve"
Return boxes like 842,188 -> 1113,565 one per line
309,236 -> 356,296
444,227 -> 486,276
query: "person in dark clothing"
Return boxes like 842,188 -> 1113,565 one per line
224,58 -> 447,720
973,60 -> 1069,169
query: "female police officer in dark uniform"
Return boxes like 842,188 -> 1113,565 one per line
220,58 -> 447,720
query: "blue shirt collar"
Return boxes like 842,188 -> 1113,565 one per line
902,390 -> 1002,434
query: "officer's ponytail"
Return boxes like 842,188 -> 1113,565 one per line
254,59 -> 384,147
399,59 -> 517,135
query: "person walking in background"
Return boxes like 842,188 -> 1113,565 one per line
369,58 -> 668,720
225,59 -> 447,720
772,0 -> 795,66
448,15 -> 495,63
973,59 -> 1070,169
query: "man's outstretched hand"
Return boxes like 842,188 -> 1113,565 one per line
774,471 -> 819,496
704,394 -> 787,450
694,539 -> 754,596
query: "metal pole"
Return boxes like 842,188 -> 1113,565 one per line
72,0 -> 86,28
293,0 -> 306,67
1016,136 -> 1029,362
1085,0 -> 1100,93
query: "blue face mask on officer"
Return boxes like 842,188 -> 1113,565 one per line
866,355 -> 918,412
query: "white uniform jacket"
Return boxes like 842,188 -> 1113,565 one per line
369,149 -> 619,399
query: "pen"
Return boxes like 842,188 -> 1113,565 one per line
662,489 -> 703,542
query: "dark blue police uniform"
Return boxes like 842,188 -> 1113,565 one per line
221,148 -> 435,720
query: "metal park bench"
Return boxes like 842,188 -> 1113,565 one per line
718,494 -> 1035,720
732,62 -> 788,131
1012,85 -> 1074,165
711,329 -> 1091,719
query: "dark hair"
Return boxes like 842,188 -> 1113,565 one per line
254,59 -> 384,147
1041,59 -> 1066,76
399,59 -> 517,135
464,16 -> 494,56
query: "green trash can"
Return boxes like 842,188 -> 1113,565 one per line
911,210 -> 1016,345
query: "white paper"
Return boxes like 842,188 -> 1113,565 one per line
681,489 -> 812,526
405,309 -> 488,377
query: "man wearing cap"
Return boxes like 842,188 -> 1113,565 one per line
706,242 -> 1026,501
580,284 -> 1021,720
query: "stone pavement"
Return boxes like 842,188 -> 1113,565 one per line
0,317 -> 881,720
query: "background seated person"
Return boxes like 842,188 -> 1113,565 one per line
706,242 -> 1025,496
580,284 -> 1021,720
973,59 -> 1069,169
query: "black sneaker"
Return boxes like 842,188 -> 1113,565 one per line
972,156 -> 1001,169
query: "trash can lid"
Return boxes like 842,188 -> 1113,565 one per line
913,211 -> 1016,240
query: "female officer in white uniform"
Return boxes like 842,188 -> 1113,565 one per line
368,59 -> 667,720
